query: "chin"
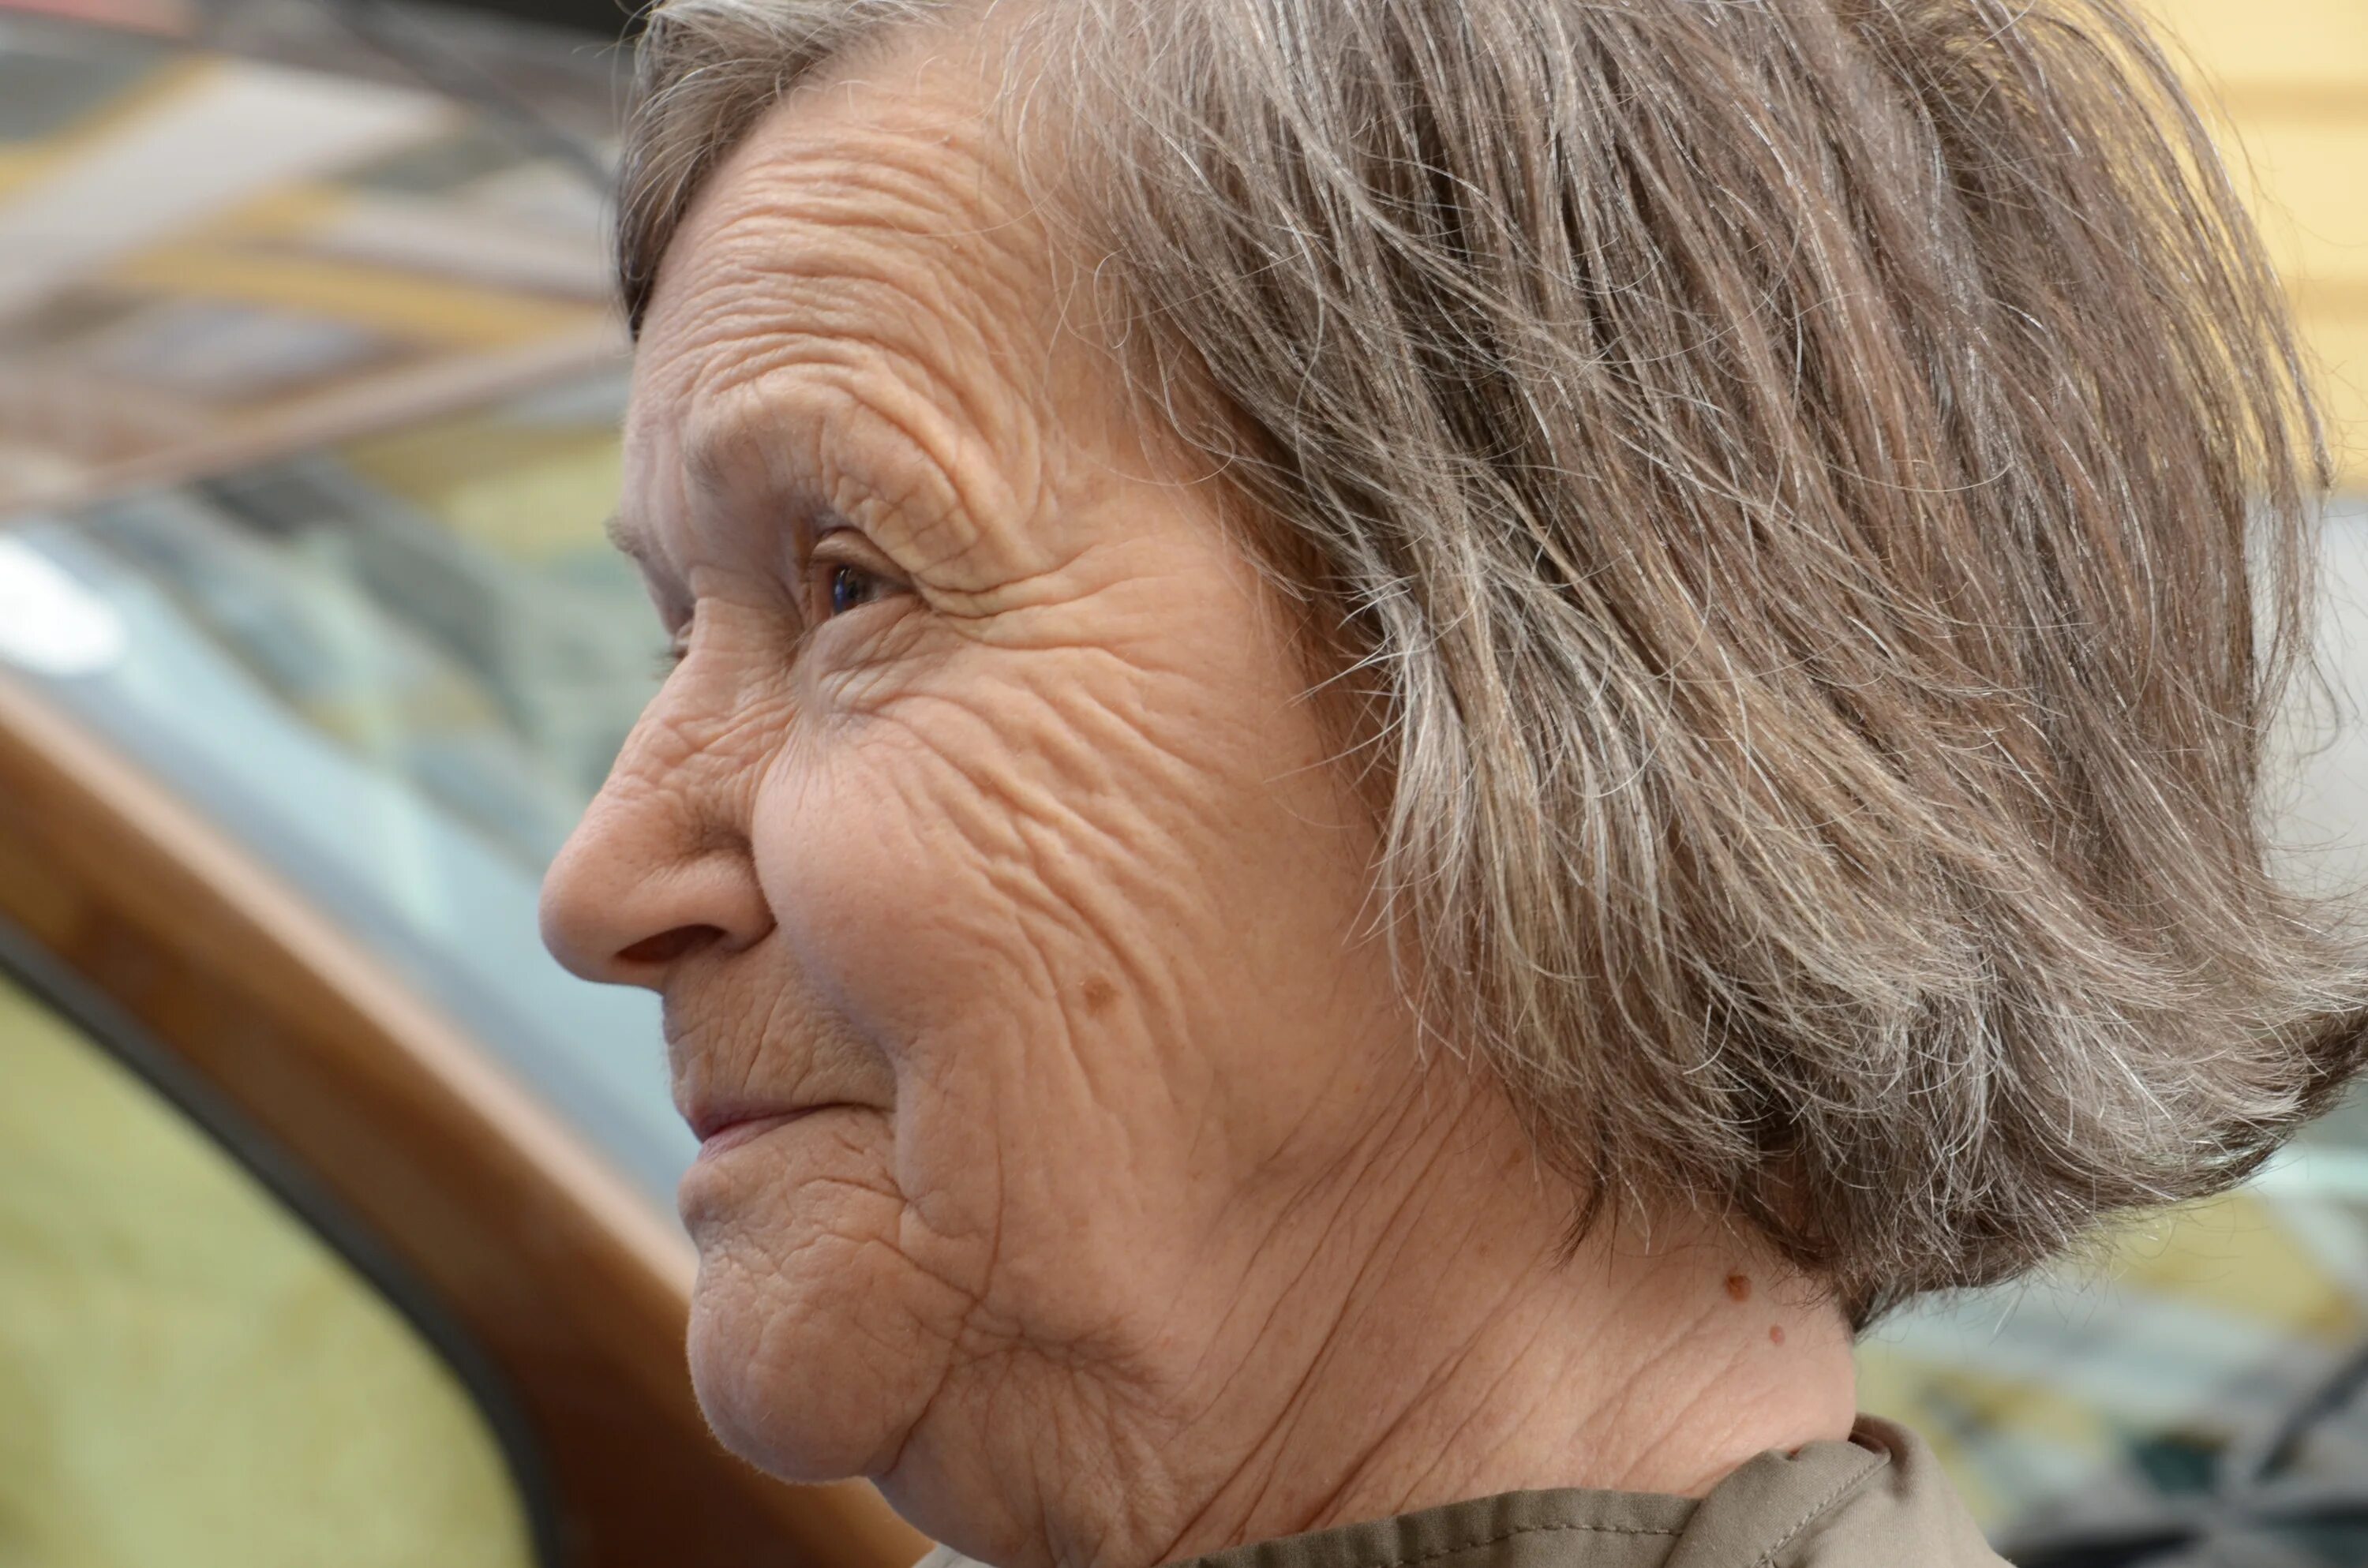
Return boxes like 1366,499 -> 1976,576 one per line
686,1236 -> 910,1481
678,1118 -> 954,1485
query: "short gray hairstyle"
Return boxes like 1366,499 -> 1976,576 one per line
616,0 -> 2368,1319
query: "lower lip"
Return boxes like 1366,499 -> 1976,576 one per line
695,1109 -> 821,1161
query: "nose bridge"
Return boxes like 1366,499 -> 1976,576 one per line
540,682 -> 772,986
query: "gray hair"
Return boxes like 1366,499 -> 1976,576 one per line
616,0 -> 2368,1320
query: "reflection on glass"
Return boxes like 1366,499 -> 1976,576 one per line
0,969 -> 537,1568
0,9 -> 619,509
89,376 -> 645,867
0,372 -> 693,1201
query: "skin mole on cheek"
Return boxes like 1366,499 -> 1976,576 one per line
1080,976 -> 1120,1016
1769,1325 -> 1785,1347
1724,1272 -> 1752,1304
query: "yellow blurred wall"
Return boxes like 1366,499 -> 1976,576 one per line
2145,0 -> 2368,485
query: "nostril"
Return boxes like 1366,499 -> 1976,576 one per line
618,924 -> 723,967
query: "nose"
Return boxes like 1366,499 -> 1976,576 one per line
540,727 -> 774,990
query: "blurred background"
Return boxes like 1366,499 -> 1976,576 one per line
0,2 -> 2362,1566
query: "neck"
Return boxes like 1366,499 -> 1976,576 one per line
1133,1095 -> 1855,1568
889,1081 -> 1860,1568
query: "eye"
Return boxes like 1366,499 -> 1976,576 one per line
826,562 -> 886,618
807,527 -> 908,625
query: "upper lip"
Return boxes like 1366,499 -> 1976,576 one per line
666,1007 -> 856,1143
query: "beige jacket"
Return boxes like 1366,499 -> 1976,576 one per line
1170,1419 -> 2005,1568
919,1416 -> 2006,1568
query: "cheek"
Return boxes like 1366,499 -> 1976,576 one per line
755,702 -> 1057,1050
751,679 -> 1179,1249
747,590 -> 1391,1300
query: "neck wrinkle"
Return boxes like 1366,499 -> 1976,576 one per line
1119,1093 -> 1859,1568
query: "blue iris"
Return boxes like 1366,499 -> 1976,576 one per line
829,564 -> 876,616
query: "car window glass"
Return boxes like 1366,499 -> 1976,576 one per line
0,372 -> 692,1207
0,967 -> 539,1568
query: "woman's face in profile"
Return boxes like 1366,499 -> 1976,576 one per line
539,35 -> 1442,1544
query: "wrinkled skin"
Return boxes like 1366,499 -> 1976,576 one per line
542,24 -> 1856,1568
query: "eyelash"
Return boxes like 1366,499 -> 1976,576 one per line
651,545 -> 892,677
809,526 -> 897,624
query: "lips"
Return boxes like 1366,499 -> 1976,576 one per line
687,1106 -> 823,1158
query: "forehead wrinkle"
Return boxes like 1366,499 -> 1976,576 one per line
679,346 -> 1036,589
680,251 -> 1033,481
632,20 -> 1151,605
669,119 -> 1057,458
645,109 -> 1070,586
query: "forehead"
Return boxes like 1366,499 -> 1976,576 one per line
629,24 -> 1058,455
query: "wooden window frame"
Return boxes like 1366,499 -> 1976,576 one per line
0,669 -> 928,1568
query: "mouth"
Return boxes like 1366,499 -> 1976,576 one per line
686,1105 -> 833,1160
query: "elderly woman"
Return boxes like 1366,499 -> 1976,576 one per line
539,0 -> 2368,1562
